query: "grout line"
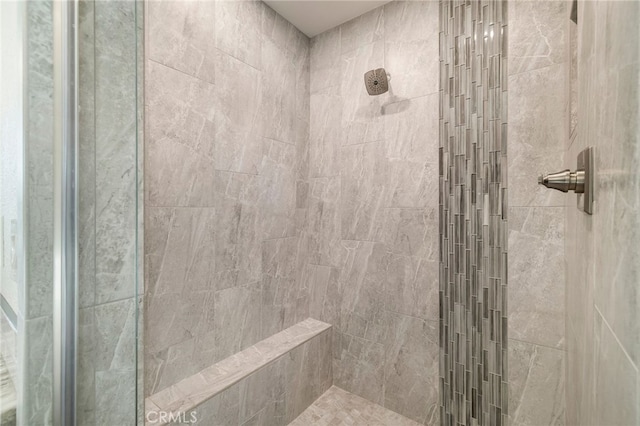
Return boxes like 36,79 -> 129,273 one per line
508,337 -> 566,353
147,58 -> 215,87
507,62 -> 568,79
593,305 -> 639,373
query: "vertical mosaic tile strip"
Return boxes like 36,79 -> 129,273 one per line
439,1 -> 508,425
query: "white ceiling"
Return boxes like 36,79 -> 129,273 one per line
263,0 -> 393,38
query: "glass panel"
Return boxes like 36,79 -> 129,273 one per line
0,1 -> 27,425
1,1 -> 56,424
0,1 -> 142,424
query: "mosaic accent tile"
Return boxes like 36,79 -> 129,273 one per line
439,1 -> 508,424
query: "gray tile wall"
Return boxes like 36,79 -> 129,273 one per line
507,2 -> 567,425
438,1 -> 509,425
179,329 -> 332,426
144,0 -> 311,397
23,1 -> 55,423
308,2 -> 440,424
565,1 -> 640,424
76,1 -> 141,424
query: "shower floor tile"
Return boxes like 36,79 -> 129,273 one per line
288,386 -> 422,426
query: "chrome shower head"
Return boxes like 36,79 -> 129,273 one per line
364,68 -> 389,96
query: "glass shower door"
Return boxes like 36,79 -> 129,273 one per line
0,1 -> 142,424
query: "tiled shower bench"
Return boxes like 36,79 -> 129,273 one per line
145,318 -> 332,425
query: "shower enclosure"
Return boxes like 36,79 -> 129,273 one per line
1,0 -> 639,425
0,0 -> 141,424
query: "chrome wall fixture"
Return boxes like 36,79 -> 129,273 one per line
538,147 -> 594,214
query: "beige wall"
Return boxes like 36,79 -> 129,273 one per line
308,2 -> 440,424
566,1 -> 640,424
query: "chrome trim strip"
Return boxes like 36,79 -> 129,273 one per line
0,294 -> 18,332
53,1 -> 78,425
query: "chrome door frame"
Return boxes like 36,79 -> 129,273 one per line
52,1 -> 78,425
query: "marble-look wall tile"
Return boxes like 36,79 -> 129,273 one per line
340,7 -> 383,55
214,51 -> 262,174
261,3 -> 296,52
182,383 -> 240,426
380,208 -> 437,260
382,250 -> 438,322
213,282 -> 263,362
23,316 -> 53,425
261,38 -> 297,145
340,40 -> 385,146
290,330 -> 333,420
386,160 -> 438,209
384,94 -> 438,161
261,237 -> 309,338
94,298 -> 137,372
146,336 -> 198,397
239,357 -> 286,424
509,207 -> 565,349
145,0 -> 310,399
509,1 -> 566,76
90,298 -> 140,426
593,311 -> 639,426
384,1 -> 439,99
306,264 -> 342,328
215,0 -> 262,70
260,139 -> 297,239
145,284 -> 214,357
214,171 -> 262,290
145,207 -> 216,298
146,60 -> 216,207
95,369 -> 137,426
78,0 -> 96,309
564,175 -> 594,426
592,59 -> 640,366
307,177 -> 344,267
503,2 -> 568,423
309,86 -> 342,178
309,4 -> 441,423
508,339 -> 565,426
383,314 -> 439,425
566,1 -> 640,423
147,0 -> 216,83
75,0 -> 141,423
310,26 -> 340,95
77,308 -> 96,425
26,0 -> 54,320
340,141 -> 388,241
94,0 -> 138,237
333,332 -> 385,406
508,64 -> 565,208
339,242 -> 386,340
295,52 -> 311,124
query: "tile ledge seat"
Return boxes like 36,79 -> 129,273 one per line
145,318 -> 332,424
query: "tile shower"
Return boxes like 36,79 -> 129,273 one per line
4,0 -> 639,424
140,0 -> 586,425
144,0 -> 442,424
